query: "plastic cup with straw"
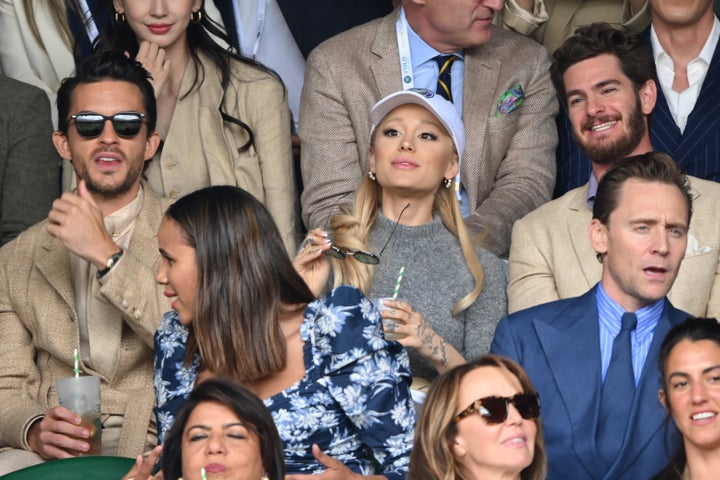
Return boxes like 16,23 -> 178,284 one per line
56,348 -> 103,454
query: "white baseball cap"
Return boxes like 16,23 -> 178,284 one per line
369,88 -> 465,157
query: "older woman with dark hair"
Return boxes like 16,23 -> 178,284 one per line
152,185 -> 414,479
409,355 -> 546,480
653,317 -> 720,480
124,378 -> 284,480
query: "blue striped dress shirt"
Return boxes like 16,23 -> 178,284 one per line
596,283 -> 664,386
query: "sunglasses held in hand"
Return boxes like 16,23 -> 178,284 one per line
322,193 -> 410,265
69,111 -> 146,138
454,393 -> 541,425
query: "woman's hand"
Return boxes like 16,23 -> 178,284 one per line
121,445 -> 163,480
286,444 -> 380,480
293,229 -> 331,297
380,300 -> 465,374
135,41 -> 171,99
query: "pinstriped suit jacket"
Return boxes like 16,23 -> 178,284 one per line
554,28 -> 720,196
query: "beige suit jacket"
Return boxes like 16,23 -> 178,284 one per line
299,9 -> 558,257
143,53 -> 298,254
508,177 -> 720,316
499,0 -> 651,53
0,187 -> 172,458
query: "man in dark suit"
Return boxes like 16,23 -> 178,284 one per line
554,0 -> 720,196
492,152 -> 689,479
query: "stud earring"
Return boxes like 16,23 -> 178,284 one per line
443,177 -> 452,188
368,171 -> 377,181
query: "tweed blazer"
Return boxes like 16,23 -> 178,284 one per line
0,187 -> 171,458
0,76 -> 60,245
499,0 -> 650,53
508,176 -> 720,316
141,52 -> 298,254
299,9 -> 558,257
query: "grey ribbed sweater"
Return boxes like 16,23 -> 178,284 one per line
368,213 -> 508,380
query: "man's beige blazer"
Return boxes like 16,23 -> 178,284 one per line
508,177 -> 720,316
0,187 -> 171,458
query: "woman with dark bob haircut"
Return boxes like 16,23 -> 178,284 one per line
152,186 -> 415,479
410,355 -> 546,480
652,317 -> 720,480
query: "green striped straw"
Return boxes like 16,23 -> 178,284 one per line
201,468 -> 207,480
392,266 -> 405,300
73,349 -> 79,377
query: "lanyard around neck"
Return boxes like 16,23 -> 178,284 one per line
396,8 -> 414,90
233,0 -> 267,59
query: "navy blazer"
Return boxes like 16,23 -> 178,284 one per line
491,286 -> 686,480
553,30 -> 720,197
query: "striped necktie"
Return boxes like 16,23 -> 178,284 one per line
434,54 -> 458,103
596,312 -> 637,467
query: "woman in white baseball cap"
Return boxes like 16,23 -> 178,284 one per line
296,88 -> 507,384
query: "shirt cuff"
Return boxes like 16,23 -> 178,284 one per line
22,415 -> 44,451
503,0 -> 549,35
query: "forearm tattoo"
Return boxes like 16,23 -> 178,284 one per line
414,321 -> 448,366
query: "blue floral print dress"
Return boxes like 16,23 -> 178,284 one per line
153,285 -> 415,479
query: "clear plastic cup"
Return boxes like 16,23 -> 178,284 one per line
373,297 -> 408,342
56,375 -> 102,455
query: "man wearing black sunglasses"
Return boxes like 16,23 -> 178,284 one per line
493,153 -> 691,479
0,52 -> 171,474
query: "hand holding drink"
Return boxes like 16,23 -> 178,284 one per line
55,374 -> 102,456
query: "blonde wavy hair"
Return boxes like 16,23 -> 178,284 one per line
23,0 -> 79,52
329,119 -> 486,316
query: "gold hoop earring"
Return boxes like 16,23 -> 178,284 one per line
114,11 -> 125,23
191,10 -> 202,23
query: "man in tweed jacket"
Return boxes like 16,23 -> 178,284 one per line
0,52 -> 170,474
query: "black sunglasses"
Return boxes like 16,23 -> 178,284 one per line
69,111 -> 146,139
322,193 -> 409,265
454,393 -> 540,425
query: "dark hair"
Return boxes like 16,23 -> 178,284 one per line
57,50 -> 157,135
409,355 -> 546,480
162,378 -> 285,480
652,317 -> 720,480
94,1 -> 283,152
164,185 -> 314,383
592,152 -> 693,227
550,22 -> 657,109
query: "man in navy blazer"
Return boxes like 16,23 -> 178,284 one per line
492,152 -> 690,479
554,0 -> 720,196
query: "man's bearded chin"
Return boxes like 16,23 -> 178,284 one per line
576,99 -> 647,165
